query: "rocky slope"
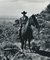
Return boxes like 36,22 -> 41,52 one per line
0,4 -> 50,60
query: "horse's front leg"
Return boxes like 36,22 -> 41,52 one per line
21,38 -> 24,50
29,39 -> 31,49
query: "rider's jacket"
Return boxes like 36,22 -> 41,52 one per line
19,16 -> 28,28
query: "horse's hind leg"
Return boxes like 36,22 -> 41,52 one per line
25,40 -> 26,49
21,44 -> 23,49
21,39 -> 24,49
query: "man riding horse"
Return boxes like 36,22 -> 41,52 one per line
18,11 -> 40,49
18,11 -> 29,49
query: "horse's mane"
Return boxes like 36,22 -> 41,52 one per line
25,19 -> 29,29
31,15 -> 40,28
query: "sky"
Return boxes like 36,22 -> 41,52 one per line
0,0 -> 50,18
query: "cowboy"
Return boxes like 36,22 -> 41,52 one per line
18,11 -> 28,38
19,11 -> 28,27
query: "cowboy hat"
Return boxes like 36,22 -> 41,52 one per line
21,11 -> 27,14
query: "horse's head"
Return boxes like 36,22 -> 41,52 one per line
28,16 -> 35,26
29,15 -> 40,32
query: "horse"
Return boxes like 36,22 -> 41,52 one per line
19,15 -> 40,50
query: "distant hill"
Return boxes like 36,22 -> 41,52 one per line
0,17 -> 17,24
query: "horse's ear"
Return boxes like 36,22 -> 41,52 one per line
31,15 -> 35,18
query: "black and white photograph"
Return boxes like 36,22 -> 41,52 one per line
0,0 -> 50,60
